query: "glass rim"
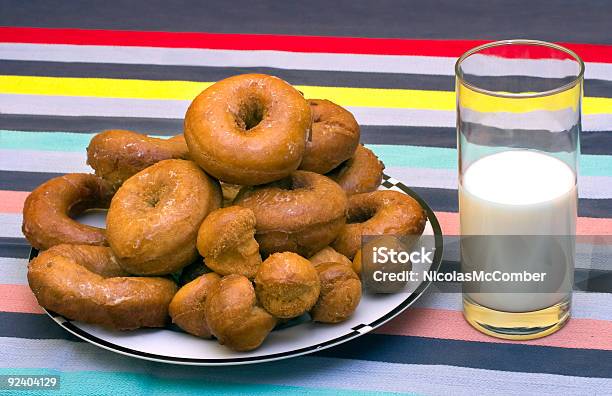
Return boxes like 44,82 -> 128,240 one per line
455,39 -> 585,99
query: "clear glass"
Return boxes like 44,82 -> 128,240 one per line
456,40 -> 584,340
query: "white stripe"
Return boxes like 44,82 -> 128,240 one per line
385,167 -> 612,199
0,149 -> 610,199
1,94 -> 611,130
0,338 -> 609,395
0,257 -> 28,284
0,214 -> 23,239
2,43 -> 612,81
0,149 -> 90,173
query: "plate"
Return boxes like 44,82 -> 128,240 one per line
30,174 -> 443,365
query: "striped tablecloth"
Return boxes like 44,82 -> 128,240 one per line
1,2 -> 611,395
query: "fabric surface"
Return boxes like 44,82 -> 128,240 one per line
0,1 -> 611,394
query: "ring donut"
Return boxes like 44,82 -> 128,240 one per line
184,74 -> 311,185
327,145 -> 385,195
87,129 -> 189,189
234,171 -> 348,257
332,190 -> 426,259
107,159 -> 222,275
299,99 -> 360,174
22,173 -> 114,250
27,244 -> 177,330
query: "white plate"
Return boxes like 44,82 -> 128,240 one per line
33,174 -> 443,365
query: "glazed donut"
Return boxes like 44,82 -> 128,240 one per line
196,206 -> 262,279
310,262 -> 361,323
234,171 -> 348,257
22,173 -> 114,250
327,145 -> 385,195
169,272 -> 221,338
87,129 -> 189,188
309,246 -> 352,268
254,252 -> 321,319
299,99 -> 360,174
27,244 -> 177,330
205,274 -> 277,351
106,159 -> 222,275
184,74 -> 311,185
332,190 -> 427,259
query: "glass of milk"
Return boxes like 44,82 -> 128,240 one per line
455,40 -> 584,340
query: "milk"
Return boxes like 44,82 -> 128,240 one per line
459,150 -> 577,312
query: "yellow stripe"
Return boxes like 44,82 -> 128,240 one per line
459,83 -> 582,113
0,75 -> 610,114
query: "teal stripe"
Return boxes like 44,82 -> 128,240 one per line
0,369 -> 413,396
0,130 -> 168,152
1,130 -> 610,177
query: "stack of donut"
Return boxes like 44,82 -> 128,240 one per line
23,74 -> 426,352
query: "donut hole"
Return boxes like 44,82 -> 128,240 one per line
235,98 -> 266,131
143,186 -> 168,208
273,176 -> 312,192
347,207 -> 376,224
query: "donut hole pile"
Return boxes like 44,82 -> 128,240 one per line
23,73 -> 426,352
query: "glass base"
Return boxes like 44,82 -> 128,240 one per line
462,296 -> 571,340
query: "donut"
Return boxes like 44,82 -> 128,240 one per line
22,173 -> 114,250
234,171 -> 348,257
184,74 -> 311,185
106,159 -> 222,275
254,252 -> 321,319
332,190 -> 427,259
309,246 -> 352,268
87,129 -> 189,189
327,145 -> 385,195
169,273 -> 221,338
196,206 -> 262,279
310,262 -> 361,323
27,244 -> 177,330
205,274 -> 277,351
299,99 -> 360,174
354,235 -> 412,293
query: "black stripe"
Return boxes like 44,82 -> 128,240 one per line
0,114 -> 183,135
0,170 -> 64,191
411,187 -> 612,219
316,333 -> 612,379
0,311 -> 80,341
0,0 -> 610,44
2,170 -> 610,218
0,237 -> 31,258
1,116 -> 612,156
437,260 -> 612,294
364,126 -> 612,156
1,60 -> 610,97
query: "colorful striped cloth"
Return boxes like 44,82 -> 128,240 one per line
1,2 -> 611,394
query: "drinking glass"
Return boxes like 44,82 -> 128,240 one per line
456,40 -> 584,340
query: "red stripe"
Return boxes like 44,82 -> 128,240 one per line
377,307 -> 612,351
0,284 -> 44,314
1,27 -> 612,63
